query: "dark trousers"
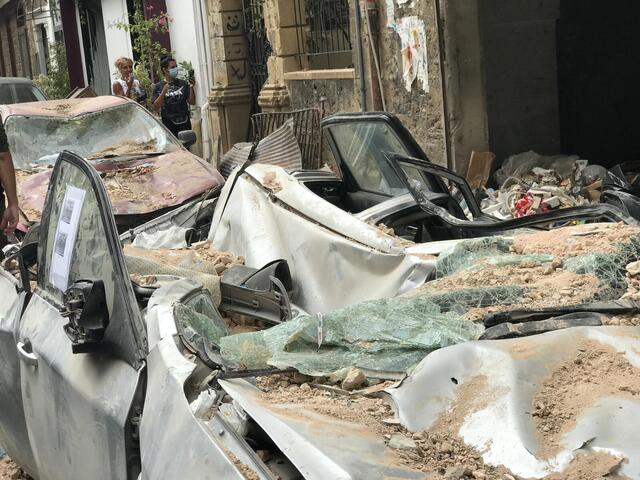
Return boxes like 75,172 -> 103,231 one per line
162,117 -> 192,138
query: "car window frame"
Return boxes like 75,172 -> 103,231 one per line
321,113 -> 446,196
13,83 -> 47,103
36,150 -> 148,368
387,153 -> 637,232
4,101 -> 183,169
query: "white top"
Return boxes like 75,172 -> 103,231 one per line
112,78 -> 141,97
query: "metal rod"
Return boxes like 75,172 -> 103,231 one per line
353,0 -> 367,111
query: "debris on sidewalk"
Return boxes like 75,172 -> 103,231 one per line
482,151 -> 606,219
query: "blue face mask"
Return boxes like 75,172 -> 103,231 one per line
168,67 -> 179,78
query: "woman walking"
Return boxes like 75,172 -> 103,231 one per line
152,56 -> 195,137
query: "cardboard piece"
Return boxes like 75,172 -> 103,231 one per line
466,151 -> 496,190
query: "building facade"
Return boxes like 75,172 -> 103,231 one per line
0,0 -> 62,79
206,0 -> 640,176
204,0 -> 449,169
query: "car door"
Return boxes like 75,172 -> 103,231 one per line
17,151 -> 147,480
0,268 -> 37,476
321,112 -> 445,213
387,153 -> 638,235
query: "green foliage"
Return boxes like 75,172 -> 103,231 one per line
34,42 -> 71,100
115,0 -> 172,107
178,60 -> 194,80
115,0 -> 172,73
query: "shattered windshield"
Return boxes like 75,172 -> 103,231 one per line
328,121 -> 410,195
5,103 -> 180,169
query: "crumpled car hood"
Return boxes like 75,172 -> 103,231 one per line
390,325 -> 640,478
16,150 -> 223,220
219,379 -> 424,480
220,326 -> 640,479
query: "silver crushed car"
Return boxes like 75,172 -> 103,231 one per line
2,151 -> 640,479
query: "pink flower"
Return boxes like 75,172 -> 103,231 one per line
157,16 -> 167,27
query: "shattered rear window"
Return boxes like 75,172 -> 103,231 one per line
5,103 -> 180,169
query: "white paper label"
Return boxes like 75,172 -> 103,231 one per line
386,0 -> 396,29
50,185 -> 86,291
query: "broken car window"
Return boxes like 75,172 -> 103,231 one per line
39,161 -> 116,310
328,122 -> 410,195
6,103 -> 180,169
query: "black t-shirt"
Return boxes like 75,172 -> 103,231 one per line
152,79 -> 190,124
0,121 -> 7,198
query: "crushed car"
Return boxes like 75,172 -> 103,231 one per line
2,150 -> 640,479
215,112 -> 637,244
1,96 -> 223,233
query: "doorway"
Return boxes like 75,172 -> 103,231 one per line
477,0 -> 640,168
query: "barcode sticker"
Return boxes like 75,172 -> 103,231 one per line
50,185 -> 86,291
61,199 -> 75,224
54,231 -> 68,257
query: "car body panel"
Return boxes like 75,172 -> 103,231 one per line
389,326 -> 640,478
0,272 -> 37,476
19,294 -> 140,480
16,149 -> 221,219
9,151 -> 147,479
140,278 -> 254,480
219,379 -> 424,480
0,96 -> 125,118
208,164 -> 434,314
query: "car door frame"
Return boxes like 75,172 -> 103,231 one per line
387,153 -> 639,234
17,150 -> 147,480
320,112 -> 448,211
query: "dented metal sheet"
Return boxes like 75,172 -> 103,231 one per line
388,326 -> 640,478
219,379 -> 424,480
208,164 -> 434,313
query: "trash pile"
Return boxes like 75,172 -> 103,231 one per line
481,151 -> 608,219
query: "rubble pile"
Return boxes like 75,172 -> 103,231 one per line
124,241 -> 244,277
102,164 -> 157,204
256,372 -> 625,479
482,151 -> 606,219
409,223 -> 640,320
0,457 -> 30,480
532,339 -> 640,460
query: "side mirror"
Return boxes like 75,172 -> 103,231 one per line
62,279 -> 110,354
178,130 -> 197,149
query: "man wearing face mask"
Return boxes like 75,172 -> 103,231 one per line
152,56 -> 196,137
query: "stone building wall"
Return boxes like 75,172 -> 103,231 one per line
270,0 -> 447,165
376,0 -> 446,165
0,2 -> 24,77
207,0 -> 448,168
